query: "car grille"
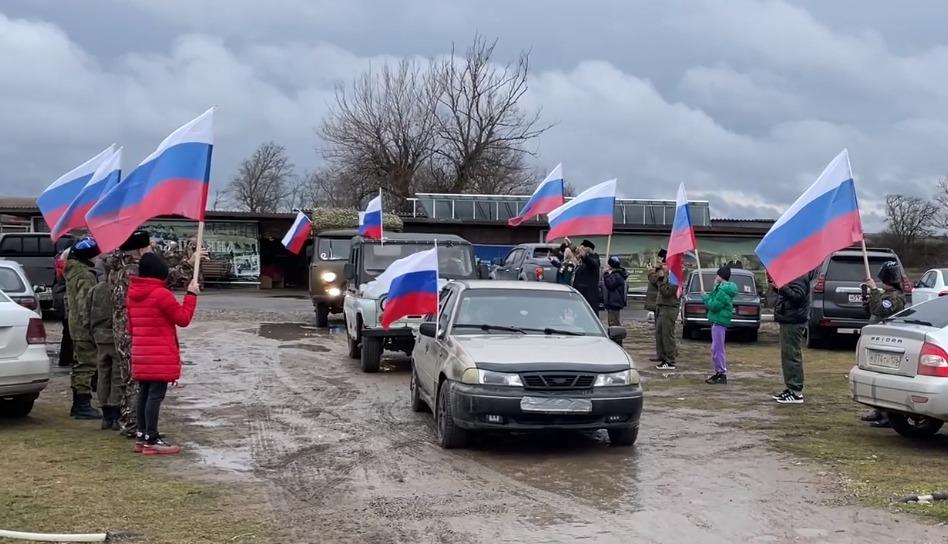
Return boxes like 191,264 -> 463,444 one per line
521,373 -> 595,390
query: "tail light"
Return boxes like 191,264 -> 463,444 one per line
938,290 -> 948,297
902,276 -> 914,294
27,318 -> 46,345
736,305 -> 759,316
684,303 -> 706,315
16,297 -> 37,310
918,343 -> 948,377
813,273 -> 826,294
534,266 -> 544,281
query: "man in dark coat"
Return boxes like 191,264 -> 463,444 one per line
770,272 -> 812,404
572,240 -> 601,313
603,256 -> 628,327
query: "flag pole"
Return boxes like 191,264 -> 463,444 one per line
379,187 -> 384,247
192,127 -> 214,286
605,233 -> 613,261
694,250 -> 706,293
846,150 -> 871,280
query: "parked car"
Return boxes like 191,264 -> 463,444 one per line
680,268 -> 761,341
0,289 -> 49,418
912,268 -> 948,306
343,233 -> 479,372
410,280 -> 642,449
489,243 -> 560,282
849,296 -> 948,439
0,233 -> 73,313
0,260 -> 40,312
309,229 -> 356,327
807,247 -> 912,348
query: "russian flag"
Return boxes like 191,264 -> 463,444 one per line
508,164 -> 565,227
756,149 -> 863,288
50,147 -> 123,241
546,178 -> 616,241
380,247 -> 439,329
281,212 -> 313,255
38,145 -> 115,233
666,183 -> 698,289
86,108 -> 214,253
359,193 -> 383,240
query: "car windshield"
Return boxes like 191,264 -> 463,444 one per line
0,267 -> 26,293
688,273 -> 756,295
364,243 -> 474,278
888,297 -> 948,329
827,256 -> 894,282
452,289 -> 604,336
316,238 -> 351,262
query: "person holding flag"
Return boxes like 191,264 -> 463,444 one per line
655,183 -> 698,371
756,149 -> 863,404
359,192 -> 383,240
282,212 -> 313,254
508,164 -> 565,227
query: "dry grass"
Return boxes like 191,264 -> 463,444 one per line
628,321 -> 948,522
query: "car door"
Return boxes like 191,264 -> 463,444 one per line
416,286 -> 457,397
493,249 -> 523,280
912,271 -> 936,306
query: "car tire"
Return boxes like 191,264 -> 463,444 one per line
889,414 -> 944,439
608,426 -> 638,446
346,321 -> 361,360
315,303 -> 330,328
745,329 -> 759,343
361,335 -> 382,373
681,326 -> 694,340
1,395 -> 35,418
436,381 -> 467,449
410,364 -> 427,413
806,325 -> 826,349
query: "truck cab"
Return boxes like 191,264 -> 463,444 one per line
309,229 -> 356,327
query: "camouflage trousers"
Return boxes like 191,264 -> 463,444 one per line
95,342 -> 122,407
116,340 -> 138,433
71,340 -> 97,395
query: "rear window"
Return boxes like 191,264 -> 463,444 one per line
889,297 -> 948,329
531,247 -> 553,258
0,268 -> 26,293
688,273 -> 757,295
0,235 -> 60,256
826,256 -> 895,282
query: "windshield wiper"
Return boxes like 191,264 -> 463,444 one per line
453,323 -> 526,334
893,318 -> 934,327
518,327 -> 585,336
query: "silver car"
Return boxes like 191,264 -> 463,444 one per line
849,296 -> 948,439
0,259 -> 40,312
410,280 -> 643,449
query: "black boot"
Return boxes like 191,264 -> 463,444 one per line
73,394 -> 101,420
100,406 -> 114,430
69,388 -> 78,417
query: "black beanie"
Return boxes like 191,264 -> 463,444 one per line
716,266 -> 732,281
138,252 -> 169,280
120,230 -> 151,251
580,239 -> 596,250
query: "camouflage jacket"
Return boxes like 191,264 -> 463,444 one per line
106,252 -> 139,352
656,275 -> 681,308
65,259 -> 97,344
89,281 -> 114,345
868,288 -> 906,323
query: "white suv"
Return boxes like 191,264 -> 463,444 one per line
0,290 -> 49,418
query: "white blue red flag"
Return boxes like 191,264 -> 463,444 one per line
756,149 -> 863,288
666,183 -> 698,291
379,247 -> 439,329
545,178 -> 616,241
281,212 -> 312,255
38,145 -> 115,233
509,164 -> 565,226
86,107 -> 215,252
51,147 -> 123,241
359,193 -> 383,240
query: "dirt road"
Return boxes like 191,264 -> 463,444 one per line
164,293 -> 946,543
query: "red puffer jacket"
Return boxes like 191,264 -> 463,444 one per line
127,277 -> 197,382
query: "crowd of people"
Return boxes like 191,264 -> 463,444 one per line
51,230 -> 200,455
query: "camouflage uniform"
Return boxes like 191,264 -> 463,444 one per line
106,251 -> 139,433
89,281 -> 121,409
655,275 -> 681,364
868,288 -> 906,323
65,259 -> 98,394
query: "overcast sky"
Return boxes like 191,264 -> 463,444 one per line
3,0 -> 947,229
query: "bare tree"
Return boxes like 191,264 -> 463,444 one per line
319,59 -> 440,208
427,34 -> 551,195
885,193 -> 939,256
229,142 -> 295,213
935,177 -> 948,232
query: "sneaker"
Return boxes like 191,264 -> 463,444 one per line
142,438 -> 182,456
133,432 -> 146,453
705,373 -> 727,384
771,389 -> 790,400
655,362 -> 677,370
774,390 -> 804,404
861,410 -> 883,422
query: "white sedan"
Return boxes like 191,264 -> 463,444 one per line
0,290 -> 49,418
912,268 -> 948,306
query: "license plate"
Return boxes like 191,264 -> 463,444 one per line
37,292 -> 52,301
867,349 -> 902,368
838,328 -> 858,335
520,396 -> 592,414
848,294 -> 862,303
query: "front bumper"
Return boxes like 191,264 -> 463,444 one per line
362,326 -> 415,338
849,366 -> 948,420
682,316 -> 760,329
449,383 -> 643,431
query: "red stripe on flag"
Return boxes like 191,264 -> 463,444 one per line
766,210 -> 863,288
381,292 -> 438,329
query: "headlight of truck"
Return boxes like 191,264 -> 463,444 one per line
461,368 -> 523,386
321,271 -> 337,283
326,287 -> 341,297
594,369 -> 637,387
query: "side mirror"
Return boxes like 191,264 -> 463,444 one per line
419,322 -> 437,338
492,257 -> 504,266
343,263 -> 354,280
915,281 -> 922,288
608,326 -> 627,342
477,262 -> 490,279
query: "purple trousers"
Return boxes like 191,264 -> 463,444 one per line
711,324 -> 727,374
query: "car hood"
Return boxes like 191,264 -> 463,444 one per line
454,334 -> 633,371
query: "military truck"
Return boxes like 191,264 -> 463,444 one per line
342,233 -> 478,372
310,229 -> 356,327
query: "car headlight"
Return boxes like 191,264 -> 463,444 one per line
326,287 -> 341,297
321,271 -> 337,283
461,368 -> 523,386
594,369 -> 637,387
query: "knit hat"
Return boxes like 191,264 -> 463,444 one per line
120,230 -> 151,251
138,252 -> 169,280
580,239 -> 596,250
70,236 -> 101,261
657,248 -> 667,262
716,266 -> 732,281
608,255 -> 621,268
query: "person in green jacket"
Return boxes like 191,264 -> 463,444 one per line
703,266 -> 738,384
65,236 -> 102,420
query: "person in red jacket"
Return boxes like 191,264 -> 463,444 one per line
128,252 -> 199,455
